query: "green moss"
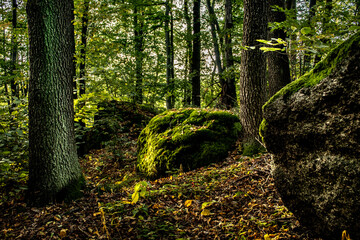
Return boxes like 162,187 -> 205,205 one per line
241,140 -> 266,157
259,119 -> 268,143
137,108 -> 242,179
263,32 -> 360,110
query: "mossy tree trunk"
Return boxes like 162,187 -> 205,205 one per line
27,0 -> 83,207
267,0 -> 291,97
239,0 -> 267,143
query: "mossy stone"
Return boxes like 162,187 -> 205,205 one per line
137,108 -> 242,179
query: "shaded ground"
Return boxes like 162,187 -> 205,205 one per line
0,129 -> 320,240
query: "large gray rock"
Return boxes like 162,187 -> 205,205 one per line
260,32 -> 360,239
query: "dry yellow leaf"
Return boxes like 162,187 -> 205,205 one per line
201,209 -> 211,216
59,229 -> 67,238
184,200 -> 193,207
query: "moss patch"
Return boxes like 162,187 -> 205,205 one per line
137,108 -> 242,179
263,32 -> 360,110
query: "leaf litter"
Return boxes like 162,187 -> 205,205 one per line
0,129 -> 321,240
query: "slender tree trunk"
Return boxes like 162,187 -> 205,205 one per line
205,0 -> 223,77
286,0 -> 297,80
239,0 -> 267,142
133,5 -> 144,104
165,0 -> 175,109
27,0 -> 83,206
183,0 -> 192,106
191,0 -> 201,107
79,0 -> 90,97
10,0 -> 19,102
267,0 -> 291,97
224,0 -> 237,108
304,0 -> 316,71
205,0 -> 227,108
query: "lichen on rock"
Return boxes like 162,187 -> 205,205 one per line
260,32 -> 360,239
137,108 -> 242,179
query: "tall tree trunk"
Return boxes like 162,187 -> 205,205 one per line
133,5 -> 144,104
286,0 -> 297,80
223,0 -> 237,108
79,0 -> 90,97
205,0 -> 225,107
27,0 -> 83,206
165,0 -> 175,109
183,0 -> 192,106
303,0 -> 316,73
191,0 -> 201,107
267,0 -> 291,97
239,0 -> 267,143
10,0 -> 19,103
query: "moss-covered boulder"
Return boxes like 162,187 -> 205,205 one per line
260,32 -> 360,239
77,100 -> 158,156
137,108 -> 242,179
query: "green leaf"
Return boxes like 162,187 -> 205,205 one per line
301,27 -> 312,35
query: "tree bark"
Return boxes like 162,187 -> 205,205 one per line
133,5 -> 144,104
303,0 -> 317,74
223,0 -> 237,108
239,0 -> 267,141
183,0 -> 192,106
10,0 -> 19,102
267,0 -> 291,97
191,0 -> 201,107
165,0 -> 175,109
26,0 -> 83,207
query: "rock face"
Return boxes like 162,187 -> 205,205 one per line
137,108 -> 242,179
260,32 -> 360,239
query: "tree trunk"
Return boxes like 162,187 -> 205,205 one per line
267,0 -> 291,97
79,0 -> 90,97
26,0 -> 84,207
223,0 -> 237,108
239,0 -> 267,142
165,0 -> 175,109
205,0 -> 226,107
133,5 -> 144,104
191,0 -> 201,107
10,0 -> 19,102
303,0 -> 316,73
286,0 -> 297,80
183,0 -> 192,107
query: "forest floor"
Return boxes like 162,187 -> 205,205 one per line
0,129 -> 321,240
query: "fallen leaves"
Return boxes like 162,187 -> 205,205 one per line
0,129 -> 320,239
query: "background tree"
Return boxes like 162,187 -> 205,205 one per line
191,0 -> 201,107
26,0 -> 83,206
165,0 -> 175,109
267,0 -> 291,97
78,0 -> 90,97
223,0 -> 237,108
239,0 -> 267,149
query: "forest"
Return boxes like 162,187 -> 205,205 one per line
1,0 -> 360,239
